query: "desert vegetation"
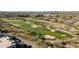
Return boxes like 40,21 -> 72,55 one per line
0,11 -> 79,48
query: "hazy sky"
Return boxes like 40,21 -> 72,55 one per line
0,0 -> 79,11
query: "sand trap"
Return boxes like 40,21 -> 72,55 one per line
32,24 -> 38,28
44,35 -> 56,39
51,29 -> 55,32
61,35 -> 66,37
12,24 -> 20,27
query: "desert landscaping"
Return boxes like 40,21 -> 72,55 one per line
0,11 -> 79,48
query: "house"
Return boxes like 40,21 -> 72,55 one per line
0,36 -> 12,48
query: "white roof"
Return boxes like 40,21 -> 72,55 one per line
0,37 -> 12,48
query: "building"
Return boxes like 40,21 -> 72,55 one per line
0,36 -> 12,48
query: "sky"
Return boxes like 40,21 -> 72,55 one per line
0,0 -> 79,11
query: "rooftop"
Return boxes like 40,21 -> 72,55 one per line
0,36 -> 12,48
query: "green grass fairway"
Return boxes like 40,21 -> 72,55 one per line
4,19 -> 73,39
